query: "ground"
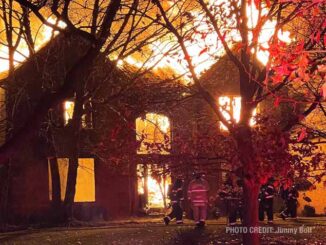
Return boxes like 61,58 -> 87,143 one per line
0,217 -> 326,244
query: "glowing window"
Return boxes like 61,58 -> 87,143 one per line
63,100 -> 93,128
218,96 -> 257,130
137,164 -> 171,208
48,158 -> 95,202
48,158 -> 68,201
64,101 -> 74,125
136,113 -> 171,154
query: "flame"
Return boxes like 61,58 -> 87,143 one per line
147,176 -> 170,208
0,17 -> 66,73
0,45 -> 29,73
120,1 -> 292,77
64,101 -> 75,125
137,164 -> 171,208
157,116 -> 170,133
219,96 -> 257,130
136,113 -> 171,154
0,3 -> 292,80
250,107 -> 258,127
146,113 -> 170,133
236,2 -> 292,65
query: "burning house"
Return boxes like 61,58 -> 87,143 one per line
0,32 -> 325,226
0,33 -> 241,224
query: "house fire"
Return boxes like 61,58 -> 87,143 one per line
0,32 -> 325,225
0,34 -> 236,223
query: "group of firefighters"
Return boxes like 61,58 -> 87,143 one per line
163,172 -> 299,227
163,172 -> 210,228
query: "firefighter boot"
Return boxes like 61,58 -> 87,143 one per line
163,217 -> 170,225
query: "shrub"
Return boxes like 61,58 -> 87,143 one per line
302,205 -> 316,217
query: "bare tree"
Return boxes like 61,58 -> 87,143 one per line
142,1 -> 325,244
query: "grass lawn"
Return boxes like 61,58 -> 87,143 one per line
0,217 -> 325,244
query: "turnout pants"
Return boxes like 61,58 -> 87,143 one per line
192,204 -> 207,224
283,200 -> 297,218
259,199 -> 273,221
167,203 -> 183,222
228,202 -> 243,224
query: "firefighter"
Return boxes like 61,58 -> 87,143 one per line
187,172 -> 210,228
258,177 -> 275,224
280,183 -> 299,220
218,175 -> 243,226
163,178 -> 184,225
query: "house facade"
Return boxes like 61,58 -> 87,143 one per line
0,35 -> 325,225
0,35 -> 234,224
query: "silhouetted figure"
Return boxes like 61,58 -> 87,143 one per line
280,184 -> 299,219
218,176 -> 243,225
164,178 -> 184,225
258,177 -> 275,224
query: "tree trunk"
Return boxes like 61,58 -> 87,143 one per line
63,155 -> 79,220
49,158 -> 61,205
49,157 -> 63,222
243,179 -> 260,245
63,91 -> 84,221
233,124 -> 260,245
